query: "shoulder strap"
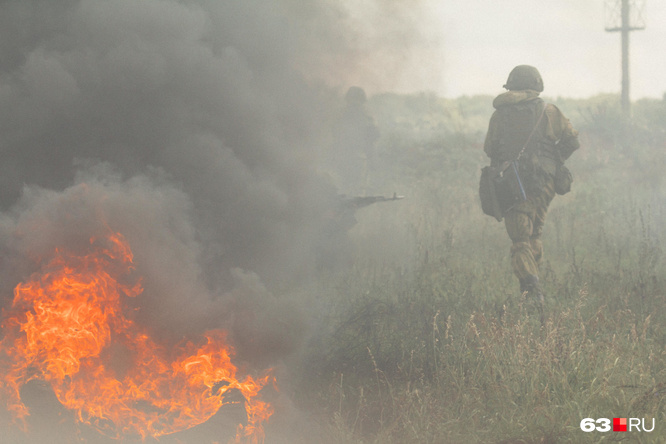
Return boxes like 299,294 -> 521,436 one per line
515,102 -> 547,161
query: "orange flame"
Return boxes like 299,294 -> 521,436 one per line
0,232 -> 273,443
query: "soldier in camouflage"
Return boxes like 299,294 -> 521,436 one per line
329,86 -> 380,195
483,65 -> 580,303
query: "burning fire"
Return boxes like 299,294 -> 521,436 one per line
0,231 -> 273,442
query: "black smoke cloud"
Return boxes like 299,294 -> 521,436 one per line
0,0 -> 337,335
0,0 -> 435,420
0,3 -> 337,439
0,0 -> 438,440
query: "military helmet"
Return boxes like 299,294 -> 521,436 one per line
345,86 -> 367,106
503,65 -> 544,92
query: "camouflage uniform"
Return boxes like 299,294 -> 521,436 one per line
483,66 -> 579,297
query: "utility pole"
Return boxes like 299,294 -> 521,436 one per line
605,0 -> 646,118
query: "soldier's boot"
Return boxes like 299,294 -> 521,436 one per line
520,274 -> 545,323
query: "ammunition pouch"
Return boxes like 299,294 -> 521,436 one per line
479,161 -> 528,222
553,163 -> 573,195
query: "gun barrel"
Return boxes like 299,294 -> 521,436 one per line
340,193 -> 405,210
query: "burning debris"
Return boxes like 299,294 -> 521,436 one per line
0,229 -> 274,442
0,175 -> 293,443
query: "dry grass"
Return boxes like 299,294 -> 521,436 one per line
295,96 -> 666,443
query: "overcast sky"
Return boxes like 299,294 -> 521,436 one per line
338,0 -> 664,100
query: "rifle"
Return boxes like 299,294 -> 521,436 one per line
316,192 -> 405,268
326,193 -> 405,234
337,193 -> 405,211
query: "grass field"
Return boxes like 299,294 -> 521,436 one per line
292,93 -> 666,443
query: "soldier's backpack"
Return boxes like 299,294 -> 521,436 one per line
479,100 -> 546,221
491,98 -> 545,162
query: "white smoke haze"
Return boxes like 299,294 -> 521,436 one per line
288,0 -> 446,94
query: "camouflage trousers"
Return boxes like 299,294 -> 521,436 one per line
504,176 -> 556,282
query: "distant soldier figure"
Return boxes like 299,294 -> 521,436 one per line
329,86 -> 380,195
483,65 -> 580,303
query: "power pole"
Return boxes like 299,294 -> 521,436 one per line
605,0 -> 646,118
